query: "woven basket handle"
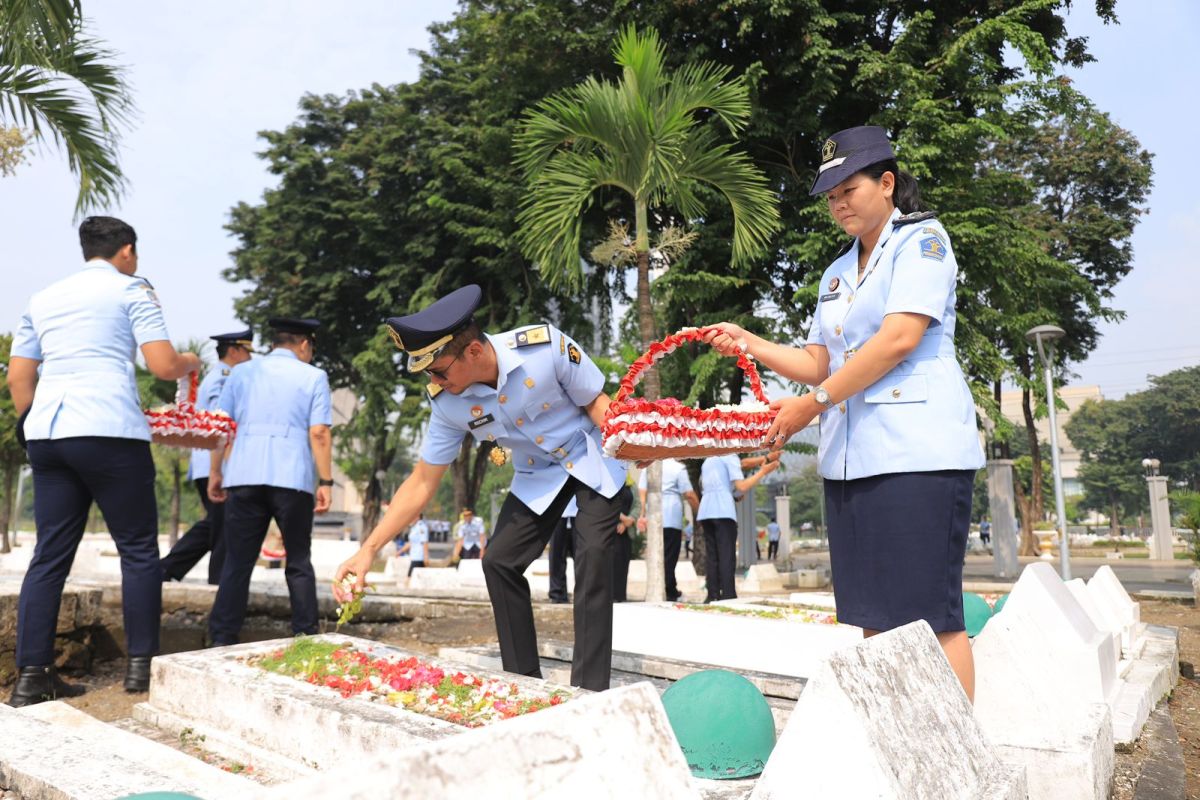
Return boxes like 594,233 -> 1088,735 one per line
613,327 -> 770,405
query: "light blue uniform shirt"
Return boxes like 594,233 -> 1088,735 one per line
806,208 -> 984,480
407,521 -> 430,561
457,517 -> 486,549
697,454 -> 743,521
420,325 -> 626,515
216,349 -> 333,493
767,521 -> 781,542
637,458 -> 695,530
188,364 -> 233,480
13,259 -> 170,441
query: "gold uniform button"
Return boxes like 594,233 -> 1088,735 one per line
834,325 -> 842,336
527,457 -> 535,466
498,394 -> 507,404
847,293 -> 854,302
566,461 -> 574,470
524,377 -> 535,388
542,402 -> 550,410
535,435 -> 544,444
487,434 -> 496,441
516,418 -> 524,426
891,388 -> 901,399
838,403 -> 846,414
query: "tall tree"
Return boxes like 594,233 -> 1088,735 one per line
1065,398 -> 1146,533
0,0 -> 134,212
513,24 -> 780,602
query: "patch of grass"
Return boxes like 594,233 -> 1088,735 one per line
256,637 -> 345,679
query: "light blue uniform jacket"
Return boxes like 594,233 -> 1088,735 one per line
806,208 -> 984,481
13,260 -> 170,441
697,454 -> 743,521
188,365 -> 232,480
638,458 -> 695,529
216,349 -> 333,493
420,325 -> 626,515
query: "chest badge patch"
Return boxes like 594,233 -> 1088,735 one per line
567,343 -> 581,365
920,236 -> 947,261
828,276 -> 840,292
470,405 -> 483,418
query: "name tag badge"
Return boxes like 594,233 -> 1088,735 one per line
820,292 -> 841,302
468,414 -> 496,430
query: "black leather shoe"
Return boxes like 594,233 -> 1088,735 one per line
124,656 -> 153,692
7,665 -> 83,707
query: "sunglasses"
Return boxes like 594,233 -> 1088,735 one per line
427,351 -> 461,380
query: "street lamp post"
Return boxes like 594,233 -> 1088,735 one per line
1026,324 -> 1071,581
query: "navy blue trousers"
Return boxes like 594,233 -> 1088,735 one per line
160,478 -> 226,584
208,485 -> 317,645
20,437 -> 160,666
702,518 -> 738,601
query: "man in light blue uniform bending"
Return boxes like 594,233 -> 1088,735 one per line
207,318 -> 334,646
334,285 -> 627,691
160,328 -> 253,584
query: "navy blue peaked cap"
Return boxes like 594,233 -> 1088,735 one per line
809,126 -> 896,196
268,317 -> 321,336
386,284 -> 482,372
210,328 -> 252,344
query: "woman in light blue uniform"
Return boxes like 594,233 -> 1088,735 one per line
706,126 -> 984,699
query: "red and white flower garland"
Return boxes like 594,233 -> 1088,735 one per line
145,372 -> 236,450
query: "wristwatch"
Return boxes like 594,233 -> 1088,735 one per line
813,386 -> 834,409
318,478 -> 334,487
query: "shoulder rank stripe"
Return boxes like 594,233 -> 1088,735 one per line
894,210 -> 937,226
426,382 -> 444,399
514,324 -> 551,347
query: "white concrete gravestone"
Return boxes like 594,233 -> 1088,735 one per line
408,566 -> 463,589
751,621 -> 1026,800
1085,565 -> 1145,657
787,591 -> 838,611
385,555 -> 411,581
254,683 -> 699,800
456,557 -> 487,586
612,602 -> 861,680
674,560 -> 703,592
1065,578 -> 1122,671
742,564 -> 784,593
972,563 -> 1115,800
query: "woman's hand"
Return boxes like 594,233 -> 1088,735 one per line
702,322 -> 749,357
765,395 -> 820,451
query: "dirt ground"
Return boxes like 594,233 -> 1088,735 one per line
44,602 -> 1200,796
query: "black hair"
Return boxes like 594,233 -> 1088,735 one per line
216,341 -> 242,359
272,331 -> 312,348
79,216 -> 137,261
857,159 -> 925,214
445,320 -> 485,357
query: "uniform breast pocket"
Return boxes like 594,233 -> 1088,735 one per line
525,385 -> 565,422
468,416 -> 508,443
864,373 -> 928,404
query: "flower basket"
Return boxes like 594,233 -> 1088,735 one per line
144,371 -> 237,450
602,327 -> 776,461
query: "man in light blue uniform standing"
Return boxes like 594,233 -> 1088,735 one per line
8,216 -> 200,704
638,459 -> 699,601
206,318 -> 334,646
160,328 -> 253,584
397,517 -> 430,576
452,507 -> 487,560
333,285 -> 627,691
697,454 -> 777,602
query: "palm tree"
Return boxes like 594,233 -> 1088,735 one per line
514,24 -> 779,601
0,0 -> 134,213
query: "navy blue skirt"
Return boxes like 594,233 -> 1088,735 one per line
825,470 -> 975,633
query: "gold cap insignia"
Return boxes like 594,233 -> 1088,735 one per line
821,138 -> 837,162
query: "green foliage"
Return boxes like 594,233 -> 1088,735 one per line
0,332 -> 29,550
0,0 -> 135,213
787,462 -> 824,533
0,125 -> 26,175
1172,491 -> 1200,565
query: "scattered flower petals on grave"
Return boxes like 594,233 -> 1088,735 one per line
673,602 -> 839,625
247,638 -> 571,728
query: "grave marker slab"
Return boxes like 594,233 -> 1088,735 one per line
1086,565 -> 1145,656
750,621 -> 1026,800
1066,578 -> 1122,671
255,683 -> 700,800
742,564 -> 783,593
456,557 -> 487,586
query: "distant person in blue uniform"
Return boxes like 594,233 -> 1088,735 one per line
206,317 -> 334,646
397,515 -> 430,576
697,454 -> 778,602
452,507 -> 487,560
638,458 -> 700,601
333,285 -> 627,691
705,126 -> 984,699
8,216 -> 201,703
159,328 -> 253,584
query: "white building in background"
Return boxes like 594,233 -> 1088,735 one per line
1000,385 -> 1103,497
330,388 -> 363,517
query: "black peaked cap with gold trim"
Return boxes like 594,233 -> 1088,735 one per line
386,284 -> 482,373
809,125 -> 895,196
210,328 -> 253,346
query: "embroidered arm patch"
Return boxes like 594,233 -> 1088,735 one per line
920,236 -> 947,261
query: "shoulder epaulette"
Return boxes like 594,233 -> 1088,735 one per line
509,324 -> 551,348
893,210 -> 937,226
135,276 -> 156,289
426,382 -> 444,399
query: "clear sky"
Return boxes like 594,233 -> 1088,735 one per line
2,1 -> 1194,399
